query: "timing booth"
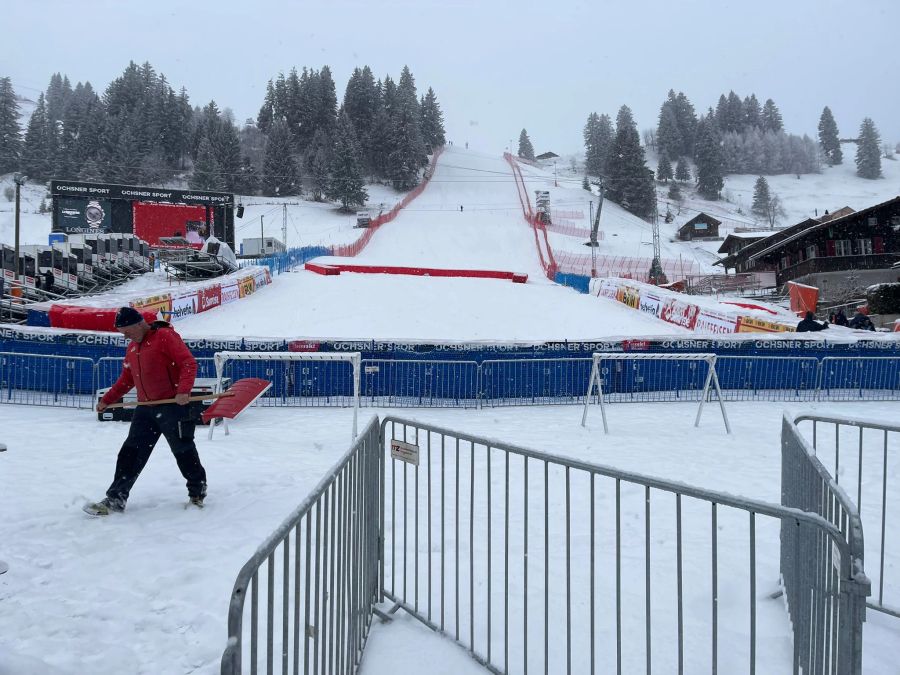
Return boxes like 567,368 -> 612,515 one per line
50,180 -> 236,251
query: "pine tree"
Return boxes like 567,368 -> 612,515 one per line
261,118 -> 300,196
855,117 -> 882,179
305,128 -> 331,201
817,106 -> 842,165
23,93 -> 52,180
419,86 -> 446,150
257,80 -> 276,134
743,94 -> 762,130
751,176 -> 771,219
190,137 -> 221,189
518,129 -> 535,160
388,66 -> 425,189
0,77 -> 22,174
214,118 -> 242,191
673,92 -> 697,158
675,157 -> 691,182
656,100 -> 682,163
236,156 -> 259,196
582,176 -> 590,191
761,99 -> 783,133
584,112 -> 613,177
326,112 -> 367,210
667,181 -> 682,202
606,105 -> 656,218
694,112 -> 725,200
656,154 -> 673,182
343,66 -> 380,168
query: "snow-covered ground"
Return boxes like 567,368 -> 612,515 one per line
1,400 -> 897,674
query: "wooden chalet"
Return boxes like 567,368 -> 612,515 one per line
677,212 -> 721,240
715,197 -> 900,286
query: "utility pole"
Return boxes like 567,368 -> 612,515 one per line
259,215 -> 264,258
13,173 -> 26,269
554,161 -> 558,187
282,204 -> 288,250
585,183 -> 603,277
648,200 -> 667,285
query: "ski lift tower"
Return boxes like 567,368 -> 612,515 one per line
648,202 -> 668,285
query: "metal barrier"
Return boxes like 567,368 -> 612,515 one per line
0,352 -> 95,409
818,357 -> 900,401
480,358 -> 591,407
360,359 -> 479,408
220,416 -> 381,675
781,414 -> 871,673
791,414 -> 898,619
381,416 -> 866,674
716,355 -> 820,401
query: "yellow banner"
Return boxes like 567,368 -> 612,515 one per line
131,293 -> 172,316
736,316 -> 795,333
238,276 -> 256,298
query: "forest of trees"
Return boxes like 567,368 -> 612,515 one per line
0,61 -> 446,209
581,87 -> 888,217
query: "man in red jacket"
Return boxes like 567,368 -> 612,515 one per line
85,306 -> 207,516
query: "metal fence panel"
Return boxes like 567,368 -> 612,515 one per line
818,357 -> 900,401
361,359 -> 479,408
792,414 -> 899,620
716,356 -> 820,401
221,357 -> 357,407
220,416 -> 381,675
0,352 -> 95,409
95,356 -> 217,392
480,358 -> 591,407
781,414 -> 870,673
592,355 -> 711,402
381,415 -> 863,675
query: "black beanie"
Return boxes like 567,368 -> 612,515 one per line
115,306 -> 145,328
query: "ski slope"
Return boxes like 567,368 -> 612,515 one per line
178,148 -> 689,341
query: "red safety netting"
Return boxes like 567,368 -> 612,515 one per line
330,146 -> 445,258
550,209 -> 585,220
505,153 -> 558,280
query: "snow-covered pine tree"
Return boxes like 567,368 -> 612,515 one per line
751,176 -> 771,219
667,181 -> 682,202
190,137 -> 223,190
761,99 -> 783,133
305,128 -> 331,201
420,86 -> 446,150
343,66 -> 380,171
261,118 -> 300,196
606,105 -> 656,218
675,157 -> 691,182
388,66 -> 426,189
582,175 -> 590,191
656,154 -> 673,182
817,106 -> 842,165
673,92 -> 697,158
325,112 -> 367,211
694,112 -> 724,200
0,77 -> 22,174
257,80 -> 276,134
656,101 -> 682,165
23,93 -> 53,180
583,112 -> 613,177
743,94 -> 762,130
855,117 -> 882,179
214,118 -> 242,191
518,129 -> 535,160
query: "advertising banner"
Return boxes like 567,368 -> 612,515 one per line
660,298 -> 700,330
197,285 -> 222,313
638,292 -> 663,319
55,197 -> 112,234
221,282 -> 240,305
131,293 -> 172,318
254,270 -> 268,289
736,316 -> 795,333
694,310 -> 739,334
239,276 -> 256,298
164,294 -> 197,322
616,285 -> 641,309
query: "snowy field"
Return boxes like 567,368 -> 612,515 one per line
0,399 -> 897,674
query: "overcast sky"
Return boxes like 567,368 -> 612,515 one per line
3,0 -> 899,156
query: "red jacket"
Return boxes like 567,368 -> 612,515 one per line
101,322 -> 198,405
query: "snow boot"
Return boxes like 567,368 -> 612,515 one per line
83,497 -> 125,516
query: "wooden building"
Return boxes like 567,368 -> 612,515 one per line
677,212 -> 721,240
715,197 -> 900,287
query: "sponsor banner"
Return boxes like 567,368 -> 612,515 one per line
694,310 -> 739,335
622,339 -> 651,351
638,292 -> 662,319
221,282 -> 240,305
198,285 -> 222,313
163,294 -> 197,322
55,196 -> 113,234
288,340 -> 321,352
590,278 -> 618,299
615,285 -> 641,309
131,293 -> 172,318
736,316 -> 795,333
239,276 -> 256,298
50,180 -> 234,205
254,270 -> 268,288
660,298 -> 700,330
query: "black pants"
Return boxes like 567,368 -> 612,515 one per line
106,403 -> 207,504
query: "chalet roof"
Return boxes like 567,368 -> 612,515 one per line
748,195 -> 900,262
680,212 -> 723,230
716,232 -> 768,254
536,151 -> 559,160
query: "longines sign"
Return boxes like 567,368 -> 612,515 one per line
50,180 -> 234,205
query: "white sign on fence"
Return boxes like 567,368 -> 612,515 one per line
391,439 -> 420,466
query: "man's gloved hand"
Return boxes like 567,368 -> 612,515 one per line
175,393 -> 190,406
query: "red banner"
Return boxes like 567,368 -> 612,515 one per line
197,285 -> 222,313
